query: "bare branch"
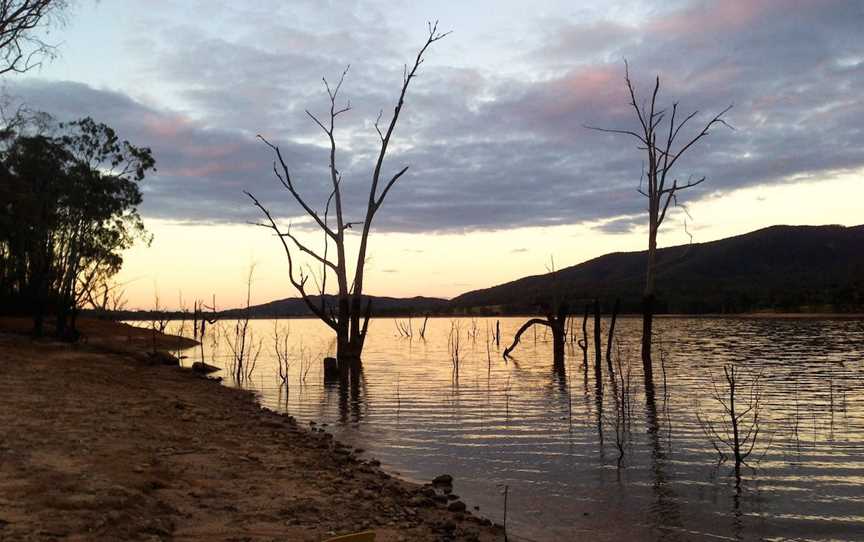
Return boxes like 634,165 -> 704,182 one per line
244,190 -> 337,330
374,166 -> 409,212
584,125 -> 648,145
257,134 -> 337,240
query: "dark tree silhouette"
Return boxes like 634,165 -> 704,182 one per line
503,258 -> 569,364
588,61 -> 731,383
503,301 -> 569,364
246,22 -> 449,369
0,114 -> 154,337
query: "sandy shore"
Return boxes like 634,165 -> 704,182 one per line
0,320 -> 504,541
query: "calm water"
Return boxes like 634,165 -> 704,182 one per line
161,316 -> 864,541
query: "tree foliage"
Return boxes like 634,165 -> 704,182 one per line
0,114 -> 155,337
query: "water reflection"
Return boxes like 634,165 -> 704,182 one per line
159,316 -> 864,542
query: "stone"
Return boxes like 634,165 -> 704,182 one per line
420,487 -> 436,498
146,351 -> 180,366
408,496 -> 430,508
191,361 -> 219,374
447,500 -> 467,513
438,520 -> 457,532
432,474 -> 453,486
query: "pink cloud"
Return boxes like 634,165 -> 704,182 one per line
141,113 -> 196,139
170,159 -> 258,179
646,0 -> 832,37
535,65 -> 629,121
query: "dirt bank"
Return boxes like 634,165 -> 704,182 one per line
0,320 -> 503,541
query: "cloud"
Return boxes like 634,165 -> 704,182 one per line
12,0 -> 863,234
592,216 -> 642,234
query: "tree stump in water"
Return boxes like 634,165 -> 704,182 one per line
323,357 -> 339,382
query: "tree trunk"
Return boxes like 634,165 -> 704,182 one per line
642,224 -> 658,381
336,327 -> 362,370
593,299 -> 602,381
551,320 -> 565,367
641,294 -> 655,379
606,298 -> 620,377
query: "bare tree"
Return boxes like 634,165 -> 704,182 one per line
503,257 -> 569,364
224,265 -> 262,385
394,314 -> 413,338
502,301 -> 568,364
246,23 -> 449,371
0,0 -> 66,75
273,320 -> 292,385
149,287 -> 169,354
697,364 -> 767,480
448,319 -> 463,380
588,61 -> 731,382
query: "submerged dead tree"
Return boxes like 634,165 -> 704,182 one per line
588,61 -> 731,382
503,258 -> 569,364
503,301 -> 569,364
246,23 -> 449,369
697,364 -> 766,479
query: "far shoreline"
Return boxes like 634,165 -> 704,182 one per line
110,311 -> 864,321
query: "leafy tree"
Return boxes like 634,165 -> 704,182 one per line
0,114 -> 154,337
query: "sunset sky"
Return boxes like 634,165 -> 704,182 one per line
14,0 -> 863,309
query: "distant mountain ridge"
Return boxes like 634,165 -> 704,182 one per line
220,295 -> 449,318
107,224 -> 864,320
451,224 -> 864,314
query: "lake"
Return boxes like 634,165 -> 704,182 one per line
163,315 -> 864,541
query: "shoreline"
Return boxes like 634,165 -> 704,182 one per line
0,319 -> 504,541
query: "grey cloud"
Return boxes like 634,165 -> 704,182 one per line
13,0 -> 864,234
592,216 -> 642,235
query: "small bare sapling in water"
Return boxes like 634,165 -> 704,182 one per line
448,320 -> 463,379
273,321 -> 292,385
225,266 -> 262,385
697,364 -> 769,478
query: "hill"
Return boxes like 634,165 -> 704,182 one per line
107,294 -> 450,321
451,224 -> 864,314
220,295 -> 450,318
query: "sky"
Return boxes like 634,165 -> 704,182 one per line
11,0 -> 864,309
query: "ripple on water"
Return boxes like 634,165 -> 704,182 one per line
158,316 -> 864,542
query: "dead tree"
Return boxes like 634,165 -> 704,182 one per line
418,314 -> 429,340
191,295 -> 218,373
246,23 -> 449,370
593,298 -> 602,380
576,304 -> 589,360
587,61 -> 732,382
273,321 -> 292,385
503,301 -> 569,364
697,364 -> 765,479
225,266 -> 262,385
504,257 -> 570,364
395,314 -> 413,338
448,320 -> 462,380
605,298 -> 620,377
